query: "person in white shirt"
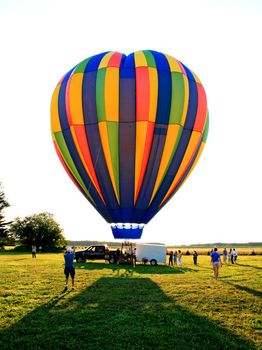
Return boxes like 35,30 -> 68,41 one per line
232,248 -> 238,264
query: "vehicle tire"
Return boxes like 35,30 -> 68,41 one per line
76,257 -> 86,263
109,255 -> 116,264
150,259 -> 157,266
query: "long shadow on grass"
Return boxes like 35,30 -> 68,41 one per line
0,278 -> 256,350
75,262 -> 196,275
236,263 -> 262,270
221,281 -> 262,298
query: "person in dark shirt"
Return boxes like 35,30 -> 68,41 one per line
64,247 -> 76,291
193,251 -> 198,265
169,251 -> 174,266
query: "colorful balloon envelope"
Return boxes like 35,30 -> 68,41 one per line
50,50 -> 209,239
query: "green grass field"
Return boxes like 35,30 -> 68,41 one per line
0,252 -> 261,350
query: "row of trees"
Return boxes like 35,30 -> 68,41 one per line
0,183 -> 67,251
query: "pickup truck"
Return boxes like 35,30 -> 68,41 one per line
74,245 -> 119,264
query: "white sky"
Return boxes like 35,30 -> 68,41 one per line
1,0 -> 262,245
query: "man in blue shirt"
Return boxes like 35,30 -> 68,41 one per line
210,247 -> 222,279
64,247 -> 76,291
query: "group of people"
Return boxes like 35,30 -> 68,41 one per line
168,250 -> 198,267
168,250 -> 183,267
222,248 -> 238,264
168,247 -> 239,279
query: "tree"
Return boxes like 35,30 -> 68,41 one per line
0,183 -> 10,246
10,212 -> 67,251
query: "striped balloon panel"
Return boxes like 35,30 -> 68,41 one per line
50,50 -> 208,224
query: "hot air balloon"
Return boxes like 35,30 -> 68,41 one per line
50,50 -> 209,239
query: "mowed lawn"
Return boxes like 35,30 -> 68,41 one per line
0,252 -> 261,350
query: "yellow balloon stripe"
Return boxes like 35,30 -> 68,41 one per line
68,73 -> 85,125
134,51 -> 148,67
98,52 -> 114,69
50,84 -> 62,133
98,121 -> 120,203
164,54 -> 183,73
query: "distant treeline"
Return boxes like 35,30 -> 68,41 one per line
67,240 -> 262,248
178,242 -> 262,248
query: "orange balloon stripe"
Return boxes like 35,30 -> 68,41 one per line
160,131 -> 202,206
108,52 -> 122,67
136,67 -> 150,121
193,84 -> 207,132
105,67 -> 119,122
148,67 -> 158,122
72,125 -> 105,204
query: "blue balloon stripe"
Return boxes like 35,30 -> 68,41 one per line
134,127 -> 167,212
82,71 -> 98,124
84,124 -> 120,216
84,52 -> 109,72
184,79 -> 198,130
145,129 -> 192,218
119,63 -> 136,221
150,51 -> 171,125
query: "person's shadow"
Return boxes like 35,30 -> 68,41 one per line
0,278 -> 256,350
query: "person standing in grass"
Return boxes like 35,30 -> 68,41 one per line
210,247 -> 222,279
133,247 -> 137,266
169,250 -> 174,266
223,248 -> 228,264
232,248 -> 238,263
31,244 -> 37,258
193,250 -> 198,265
174,251 -> 178,265
230,248 -> 234,264
64,247 -> 76,291
177,250 -> 182,267
228,248 -> 232,263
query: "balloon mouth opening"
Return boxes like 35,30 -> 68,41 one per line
111,223 -> 144,239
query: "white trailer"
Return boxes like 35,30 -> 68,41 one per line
135,243 -> 167,266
